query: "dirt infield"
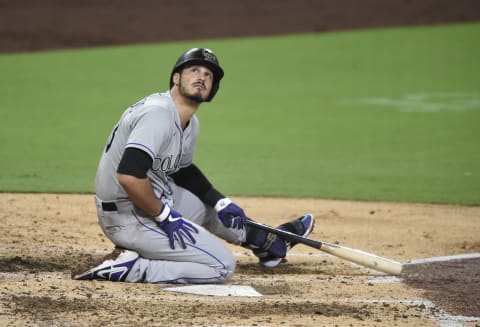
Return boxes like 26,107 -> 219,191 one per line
0,193 -> 479,326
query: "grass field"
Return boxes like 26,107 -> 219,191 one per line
0,23 -> 479,204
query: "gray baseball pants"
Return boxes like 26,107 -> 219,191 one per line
95,184 -> 246,283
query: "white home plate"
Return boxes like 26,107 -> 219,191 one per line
164,284 -> 262,297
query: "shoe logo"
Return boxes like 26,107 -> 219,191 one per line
96,266 -> 129,281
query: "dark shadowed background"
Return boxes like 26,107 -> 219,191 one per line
1,0 -> 479,53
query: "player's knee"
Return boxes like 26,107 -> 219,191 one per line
220,252 -> 236,281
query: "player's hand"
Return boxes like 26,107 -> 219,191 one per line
215,198 -> 247,229
154,204 -> 198,249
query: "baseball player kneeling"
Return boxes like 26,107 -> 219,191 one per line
72,48 -> 314,283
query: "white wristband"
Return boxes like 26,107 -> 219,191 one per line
154,204 -> 171,223
214,197 -> 232,212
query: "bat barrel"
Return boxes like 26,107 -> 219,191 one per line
321,243 -> 403,275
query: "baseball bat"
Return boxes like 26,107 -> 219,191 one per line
246,220 -> 403,275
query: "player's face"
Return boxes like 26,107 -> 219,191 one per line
177,65 -> 214,103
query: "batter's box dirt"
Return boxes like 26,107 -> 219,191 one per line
1,193 -> 480,326
402,258 -> 480,317
0,256 -> 69,273
236,260 -> 341,276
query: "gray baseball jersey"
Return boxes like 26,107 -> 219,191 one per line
94,91 -> 245,283
95,91 -> 197,203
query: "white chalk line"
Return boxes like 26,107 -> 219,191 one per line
0,270 -> 377,286
406,252 -> 480,265
0,271 -> 69,279
0,247 -> 112,255
0,287 -> 459,309
368,276 -> 402,283
354,299 -> 479,324
3,247 -> 479,278
5,247 -> 477,262
1,288 -> 477,325
2,247 -> 479,274
400,252 -> 480,326
1,267 -> 478,325
341,91 -> 480,112
2,247 -> 479,324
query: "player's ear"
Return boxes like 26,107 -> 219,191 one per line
172,72 -> 180,86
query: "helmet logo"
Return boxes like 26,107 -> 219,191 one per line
202,49 -> 217,63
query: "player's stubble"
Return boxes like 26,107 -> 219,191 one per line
177,75 -> 207,104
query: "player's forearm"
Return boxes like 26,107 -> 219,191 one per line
170,163 -> 224,207
117,173 -> 163,217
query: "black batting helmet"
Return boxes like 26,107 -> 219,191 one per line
170,48 -> 224,102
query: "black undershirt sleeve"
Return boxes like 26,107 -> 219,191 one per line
117,148 -> 153,178
169,164 -> 225,207
117,149 -> 224,207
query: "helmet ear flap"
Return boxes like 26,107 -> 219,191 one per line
170,48 -> 224,101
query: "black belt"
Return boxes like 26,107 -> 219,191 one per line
101,202 -> 118,211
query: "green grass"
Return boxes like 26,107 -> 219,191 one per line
1,23 -> 479,204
